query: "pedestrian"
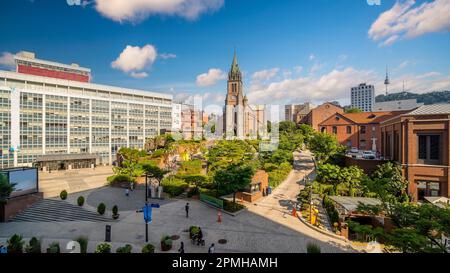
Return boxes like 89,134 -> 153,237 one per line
178,242 -> 185,254
185,202 -> 190,218
125,188 -> 129,197
208,243 -> 215,253
197,228 -> 203,246
130,182 -> 134,191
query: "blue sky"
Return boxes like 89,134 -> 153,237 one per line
1,0 -> 450,107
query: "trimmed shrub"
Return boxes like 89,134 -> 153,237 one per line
161,176 -> 189,197
60,190 -> 68,200
116,244 -> 132,253
107,174 -> 134,187
97,203 -> 106,215
7,234 -> 24,253
323,196 -> 340,225
77,196 -> 85,206
74,236 -> 88,253
112,205 -> 118,215
95,243 -> 111,253
160,235 -> 172,251
25,237 -> 41,253
142,244 -> 155,253
306,242 -> 321,253
46,242 -> 60,253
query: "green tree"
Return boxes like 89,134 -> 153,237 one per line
278,121 -> 298,134
0,173 -> 16,204
340,166 -> 365,197
182,174 -> 209,189
363,162 -> 408,203
308,132 -> 342,163
385,203 -> 450,253
345,107 -> 363,113
315,164 -> 342,194
114,148 -> 144,179
142,163 -> 169,186
297,124 -> 315,145
207,140 -> 256,173
213,164 -> 254,203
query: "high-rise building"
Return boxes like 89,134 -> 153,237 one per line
285,103 -> 317,123
351,83 -> 375,112
0,52 -> 172,170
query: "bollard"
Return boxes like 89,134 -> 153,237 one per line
217,210 -> 222,223
105,225 -> 111,242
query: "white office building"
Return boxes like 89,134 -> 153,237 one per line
351,83 -> 375,112
0,52 -> 172,170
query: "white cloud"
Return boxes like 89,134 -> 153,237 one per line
112,45 -> 157,72
247,67 -> 377,105
111,44 -> 157,77
160,53 -> 177,59
252,68 -> 280,82
309,54 -> 315,61
94,0 -> 224,23
309,62 -> 325,74
196,68 -> 227,87
130,71 -> 149,78
293,66 -> 303,73
369,0 -> 450,46
0,52 -> 16,68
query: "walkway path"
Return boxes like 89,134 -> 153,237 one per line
245,150 -> 353,251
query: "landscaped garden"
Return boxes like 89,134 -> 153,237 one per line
107,121 -> 312,213
298,130 -> 450,253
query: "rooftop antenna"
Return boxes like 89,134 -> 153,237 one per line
384,65 -> 390,96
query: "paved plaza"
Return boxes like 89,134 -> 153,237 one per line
0,151 -> 354,253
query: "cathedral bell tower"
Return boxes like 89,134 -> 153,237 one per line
224,50 -> 245,139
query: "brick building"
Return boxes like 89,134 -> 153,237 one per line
300,102 -> 343,131
380,104 -> 450,201
319,111 -> 407,152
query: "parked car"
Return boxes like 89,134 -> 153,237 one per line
347,147 -> 359,158
362,150 -> 376,159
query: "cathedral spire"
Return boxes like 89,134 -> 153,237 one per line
229,49 -> 241,79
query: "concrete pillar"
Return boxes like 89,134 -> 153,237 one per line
10,88 -> 20,167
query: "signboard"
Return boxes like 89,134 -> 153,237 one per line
142,203 -> 160,223
1,168 -> 38,198
200,194 -> 224,209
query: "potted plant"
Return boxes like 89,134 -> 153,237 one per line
112,205 -> 119,219
60,190 -> 68,200
97,203 -> 106,215
77,196 -> 85,206
95,243 -> 111,253
160,235 -> 172,251
74,236 -> 88,253
142,244 -> 155,253
25,237 -> 41,253
306,242 -> 321,253
116,244 -> 132,253
46,242 -> 60,253
7,234 -> 24,253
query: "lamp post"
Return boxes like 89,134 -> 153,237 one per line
145,173 -> 148,203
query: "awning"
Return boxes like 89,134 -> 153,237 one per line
34,153 -> 100,162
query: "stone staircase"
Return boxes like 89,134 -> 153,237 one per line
10,199 -> 114,223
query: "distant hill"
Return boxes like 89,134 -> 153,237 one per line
375,91 -> 450,105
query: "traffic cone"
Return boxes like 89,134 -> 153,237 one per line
217,210 -> 222,223
291,207 -> 297,217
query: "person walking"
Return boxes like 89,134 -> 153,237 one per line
197,228 -> 203,246
178,242 -> 185,254
125,188 -> 129,197
185,203 -> 190,218
208,243 -> 215,253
